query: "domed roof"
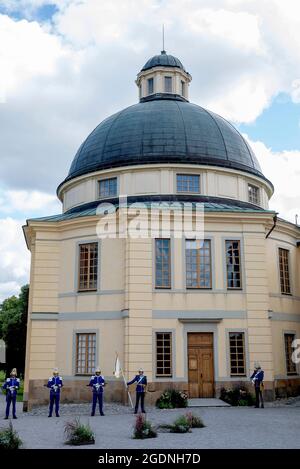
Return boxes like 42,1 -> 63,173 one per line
62,95 -> 267,187
141,51 -> 186,72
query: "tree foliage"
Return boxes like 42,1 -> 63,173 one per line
0,285 -> 29,376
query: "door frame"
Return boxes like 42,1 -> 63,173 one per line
183,322 -> 219,397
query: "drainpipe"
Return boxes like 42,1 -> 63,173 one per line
265,214 -> 278,239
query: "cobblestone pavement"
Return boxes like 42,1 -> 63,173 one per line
1,394 -> 300,449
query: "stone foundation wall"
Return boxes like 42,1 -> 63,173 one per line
274,378 -> 300,398
215,380 -> 275,402
24,378 -> 299,409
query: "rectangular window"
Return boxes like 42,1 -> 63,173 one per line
164,76 -> 172,93
147,77 -> 154,94
279,248 -> 291,294
226,240 -> 242,289
156,332 -> 172,377
76,333 -> 96,374
248,184 -> 260,205
285,333 -> 297,375
229,332 -> 246,376
78,243 -> 98,291
155,238 -> 171,288
177,174 -> 200,193
186,239 -> 212,289
181,80 -> 185,96
99,177 -> 117,198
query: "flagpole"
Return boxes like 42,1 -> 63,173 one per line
115,352 -> 134,408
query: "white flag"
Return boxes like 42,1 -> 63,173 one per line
114,355 -> 121,378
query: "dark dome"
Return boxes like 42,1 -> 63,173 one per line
141,51 -> 186,72
63,96 -> 267,187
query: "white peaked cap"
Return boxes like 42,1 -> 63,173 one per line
53,368 -> 59,373
95,367 -> 101,373
254,362 -> 261,369
138,368 -> 144,372
11,368 -> 17,375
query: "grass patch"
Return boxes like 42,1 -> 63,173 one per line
0,421 -> 22,449
133,414 -> 157,439
64,418 -> 95,446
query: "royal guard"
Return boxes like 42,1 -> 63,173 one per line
251,362 -> 264,408
88,367 -> 105,416
127,368 -> 147,414
47,368 -> 63,417
2,368 -> 20,419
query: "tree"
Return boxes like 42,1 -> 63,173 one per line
0,285 -> 29,377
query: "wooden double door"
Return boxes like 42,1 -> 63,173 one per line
188,333 -> 214,398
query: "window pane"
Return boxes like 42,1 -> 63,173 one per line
76,333 -> 96,374
78,243 -> 98,291
164,76 -> 172,93
155,239 -> 171,288
226,240 -> 242,289
229,332 -> 246,376
156,332 -> 172,377
99,177 -> 117,198
248,184 -> 260,205
186,239 -> 211,289
177,174 -> 200,193
148,78 -> 154,94
279,248 -> 291,294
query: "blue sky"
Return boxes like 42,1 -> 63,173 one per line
238,93 -> 300,152
0,0 -> 300,301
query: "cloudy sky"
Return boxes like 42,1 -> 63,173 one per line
0,0 -> 299,302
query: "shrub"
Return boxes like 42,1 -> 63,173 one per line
0,422 -> 22,449
156,389 -> 188,409
185,412 -> 205,428
220,386 -> 255,406
64,418 -> 95,446
169,415 -> 191,433
133,414 -> 157,439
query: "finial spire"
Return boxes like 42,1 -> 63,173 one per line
161,24 -> 166,54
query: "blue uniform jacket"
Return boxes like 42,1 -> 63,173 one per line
251,370 -> 264,388
89,375 -> 105,393
2,377 -> 20,397
127,375 -> 147,393
47,376 -> 63,394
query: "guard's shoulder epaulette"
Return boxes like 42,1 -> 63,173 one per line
48,377 -> 53,380
59,376 -> 63,380
91,375 -> 95,379
6,378 -> 10,382
16,378 -> 20,381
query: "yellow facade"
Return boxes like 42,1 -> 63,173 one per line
23,203 -> 300,408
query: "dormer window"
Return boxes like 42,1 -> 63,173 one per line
164,76 -> 172,93
147,78 -> 154,95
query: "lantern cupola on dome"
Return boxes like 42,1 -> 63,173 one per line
136,50 -> 192,102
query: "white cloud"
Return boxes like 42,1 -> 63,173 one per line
245,137 -> 300,223
0,14 -> 71,99
0,218 -> 30,301
0,189 -> 60,214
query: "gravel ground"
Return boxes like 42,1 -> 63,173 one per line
1,394 -> 300,449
